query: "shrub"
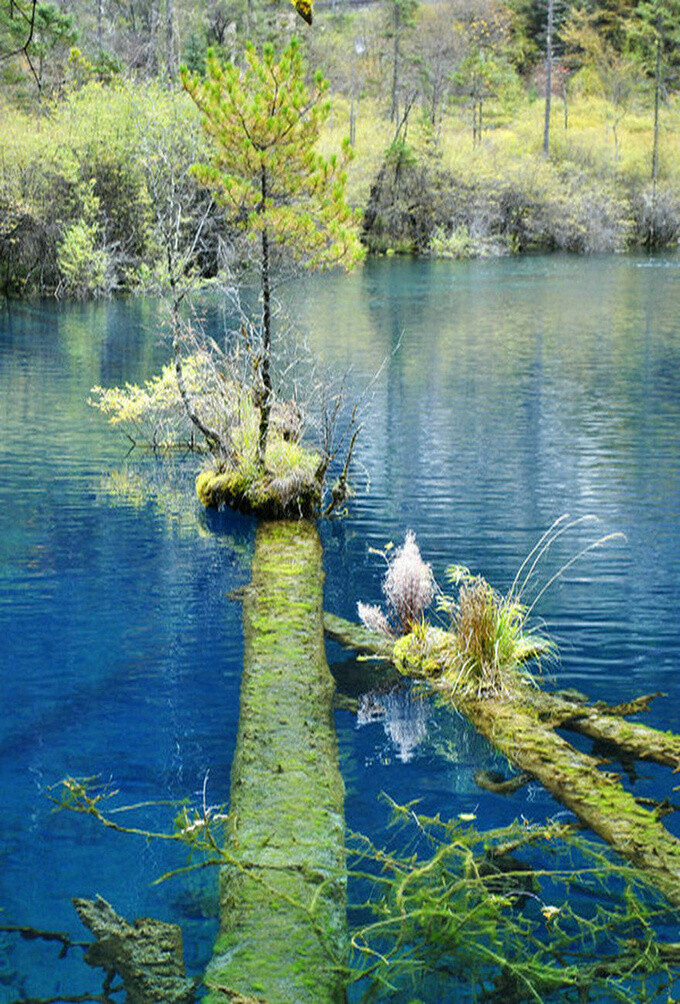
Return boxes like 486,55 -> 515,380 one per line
57,219 -> 110,297
0,81 -> 223,295
632,182 -> 680,248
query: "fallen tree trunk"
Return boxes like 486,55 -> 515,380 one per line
324,612 -> 680,908
205,522 -> 347,1003
524,688 -> 680,770
73,895 -> 195,1003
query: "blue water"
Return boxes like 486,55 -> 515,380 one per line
1,254 -> 680,999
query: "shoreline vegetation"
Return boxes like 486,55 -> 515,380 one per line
1,83 -> 677,302
3,0 -> 680,299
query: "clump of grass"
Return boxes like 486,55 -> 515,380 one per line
361,518 -> 626,698
441,570 -> 555,697
360,532 -> 553,695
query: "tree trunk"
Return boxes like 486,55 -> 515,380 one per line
651,30 -> 661,240
165,0 -> 174,84
349,90 -> 358,147
147,0 -> 160,77
561,74 -> 568,130
257,167 -> 273,468
205,522 -> 347,1003
97,0 -> 103,56
543,0 -> 554,156
390,5 -> 400,123
472,89 -> 478,146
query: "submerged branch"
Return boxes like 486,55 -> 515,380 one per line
325,612 -> 680,907
72,896 -> 195,1004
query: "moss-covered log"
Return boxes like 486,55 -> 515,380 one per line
324,612 -> 680,908
524,689 -> 680,770
205,522 -> 347,1003
196,465 -> 322,520
73,896 -> 195,1003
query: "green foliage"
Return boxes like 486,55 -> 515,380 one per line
182,37 -> 363,466
363,122 -> 640,256
0,0 -> 77,104
181,38 -> 363,273
631,0 -> 680,76
392,570 -> 554,696
55,178 -> 109,296
0,81 -> 222,295
89,352 -> 226,447
349,799 -> 680,1002
3,0 -> 680,296
57,219 -> 109,296
357,531 -> 553,695
89,346 -> 328,518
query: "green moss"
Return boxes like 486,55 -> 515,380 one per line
326,610 -> 680,908
196,440 -> 323,519
204,521 -> 347,1003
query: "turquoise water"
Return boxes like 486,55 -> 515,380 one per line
1,254 -> 679,998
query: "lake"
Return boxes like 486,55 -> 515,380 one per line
1,253 -> 679,1000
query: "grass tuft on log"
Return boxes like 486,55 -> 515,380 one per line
358,530 -> 556,698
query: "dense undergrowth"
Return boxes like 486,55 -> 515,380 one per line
2,75 -> 680,298
0,82 -> 224,297
358,95 -> 680,256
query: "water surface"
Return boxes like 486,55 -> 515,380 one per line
1,254 -> 679,999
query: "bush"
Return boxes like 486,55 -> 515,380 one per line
57,220 -> 110,297
362,144 -> 635,257
0,81 -> 224,295
632,182 -> 680,248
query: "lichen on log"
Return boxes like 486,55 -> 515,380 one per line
324,612 -> 680,908
205,521 -> 347,1003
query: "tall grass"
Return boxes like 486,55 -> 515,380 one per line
363,519 -> 625,699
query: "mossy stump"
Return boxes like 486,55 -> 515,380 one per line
196,466 -> 322,520
204,522 -> 346,1003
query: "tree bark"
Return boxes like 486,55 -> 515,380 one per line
73,896 -> 194,1003
651,30 -> 661,242
257,167 -> 273,468
543,0 -> 554,156
165,0 -> 174,84
173,333 -> 232,459
205,523 -> 347,1003
390,3 -> 401,123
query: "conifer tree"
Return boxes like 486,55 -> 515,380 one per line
181,39 -> 363,466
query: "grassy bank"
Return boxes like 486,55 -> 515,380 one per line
342,93 -> 680,256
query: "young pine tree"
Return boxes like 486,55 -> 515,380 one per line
181,39 -> 363,467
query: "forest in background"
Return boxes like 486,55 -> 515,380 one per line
2,0 -> 680,297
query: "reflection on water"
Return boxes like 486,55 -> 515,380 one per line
357,686 -> 429,764
1,254 -> 680,998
